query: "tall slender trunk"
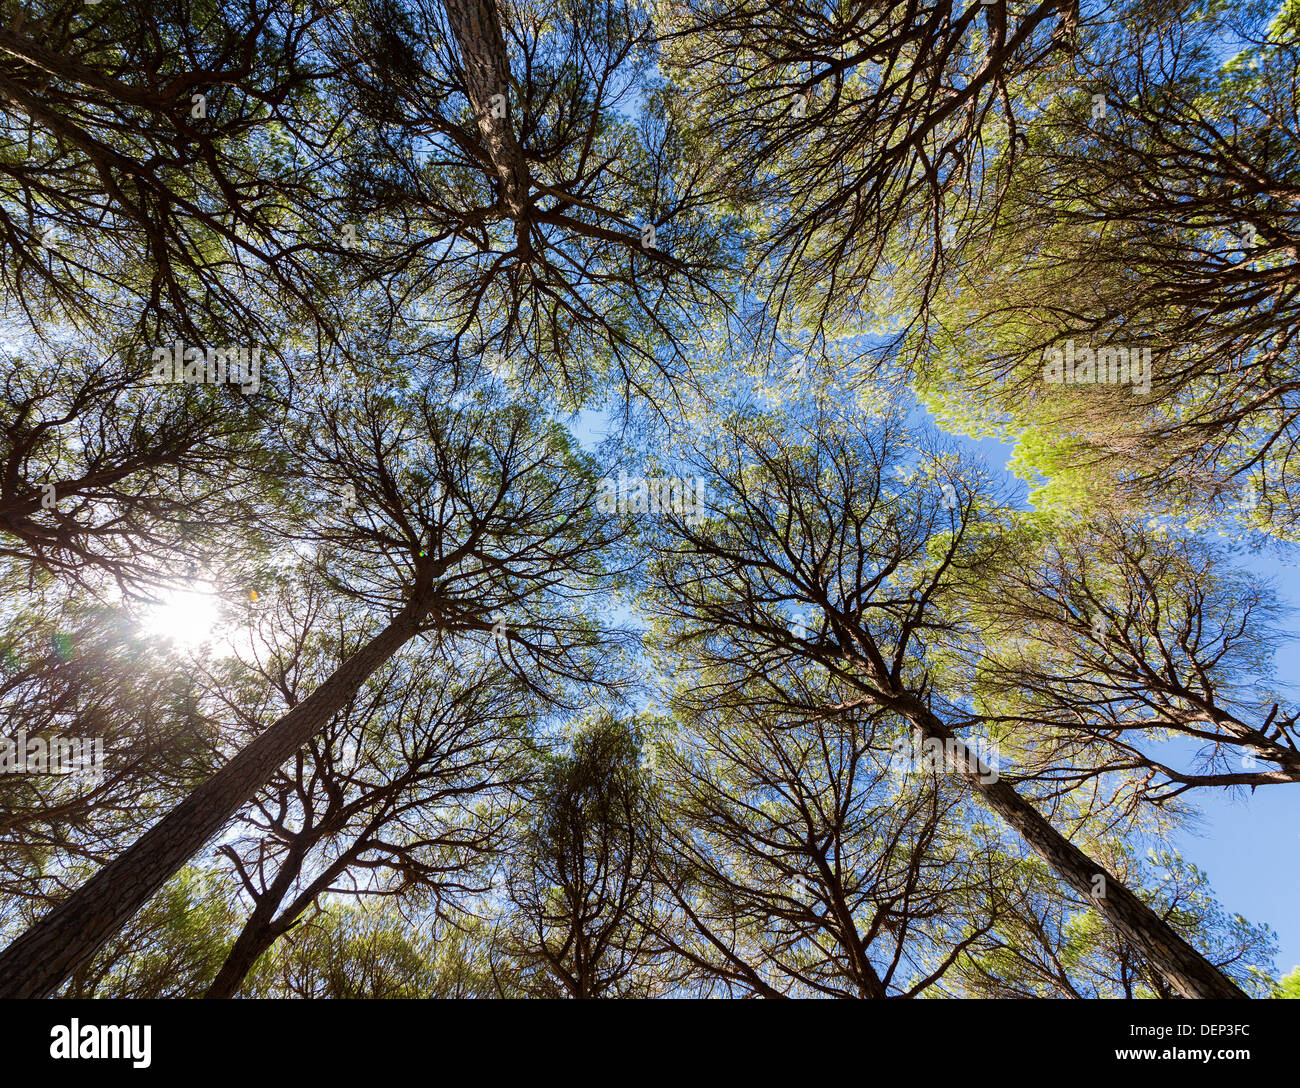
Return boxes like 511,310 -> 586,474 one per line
442,0 -> 533,250
903,698 -> 1246,999
812,856 -> 887,998
204,826 -> 366,998
202,839 -> 309,1000
202,887 -> 290,1000
0,610 -> 422,999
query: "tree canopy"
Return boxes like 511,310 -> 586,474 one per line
0,0 -> 1294,1003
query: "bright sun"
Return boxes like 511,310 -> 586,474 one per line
141,583 -> 222,649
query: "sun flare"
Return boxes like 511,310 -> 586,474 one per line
140,583 -> 222,649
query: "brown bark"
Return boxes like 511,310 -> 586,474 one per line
900,697 -> 1247,999
0,609 -> 423,999
202,879 -> 293,1000
203,816 -> 379,998
442,0 -> 532,233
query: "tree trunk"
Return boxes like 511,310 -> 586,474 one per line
0,610 -> 422,998
204,832 -> 364,998
442,0 -> 533,250
202,896 -> 287,1000
902,698 -> 1247,999
202,839 -> 308,999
